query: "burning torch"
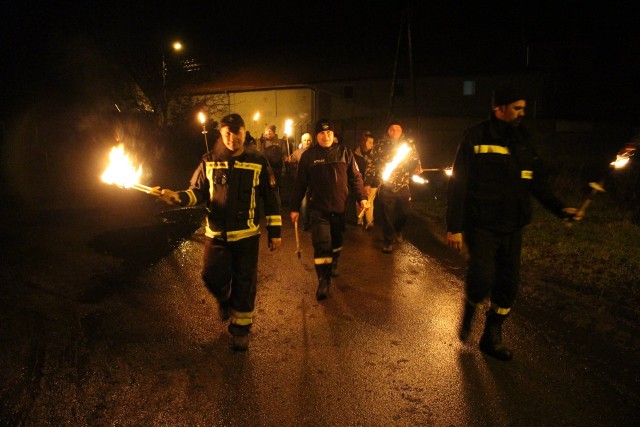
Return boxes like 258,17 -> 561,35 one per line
101,144 -> 160,197
294,220 -> 302,259
198,112 -> 210,153
283,118 -> 293,158
572,144 -> 635,220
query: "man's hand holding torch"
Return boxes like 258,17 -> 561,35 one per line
447,232 -> 463,254
152,187 -> 181,205
268,237 -> 282,252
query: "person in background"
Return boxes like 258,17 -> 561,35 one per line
367,121 -> 422,253
155,113 -> 282,351
290,119 -> 368,300
446,85 -> 582,361
355,131 -> 376,230
260,124 -> 284,187
287,132 -> 313,229
244,130 -> 257,152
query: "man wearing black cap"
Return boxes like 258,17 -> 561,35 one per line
290,119 -> 368,300
365,121 -> 423,253
446,86 -> 581,361
156,113 -> 282,351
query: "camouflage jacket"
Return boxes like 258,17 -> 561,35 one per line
365,135 -> 422,192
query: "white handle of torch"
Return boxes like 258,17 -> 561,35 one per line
130,183 -> 160,196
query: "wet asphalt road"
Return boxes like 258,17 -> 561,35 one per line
0,190 -> 638,426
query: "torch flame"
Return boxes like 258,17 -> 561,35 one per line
382,143 -> 411,181
198,112 -> 206,125
611,153 -> 631,169
412,175 -> 428,184
101,144 -> 142,188
284,119 -> 293,136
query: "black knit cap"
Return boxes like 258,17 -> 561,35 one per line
315,118 -> 334,134
492,85 -> 527,107
387,119 -> 403,129
220,113 -> 245,132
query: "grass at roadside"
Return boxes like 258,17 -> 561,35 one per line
412,189 -> 640,324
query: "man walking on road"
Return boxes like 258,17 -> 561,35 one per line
290,119 -> 368,301
446,86 -> 581,361
156,113 -> 282,351
366,121 -> 422,253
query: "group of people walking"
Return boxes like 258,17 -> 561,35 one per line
153,86 -> 582,359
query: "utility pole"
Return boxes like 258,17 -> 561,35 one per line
387,5 -> 416,124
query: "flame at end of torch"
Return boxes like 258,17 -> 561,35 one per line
412,175 -> 428,184
101,144 -> 143,188
382,143 -> 411,181
198,112 -> 206,125
284,119 -> 293,137
611,155 -> 630,169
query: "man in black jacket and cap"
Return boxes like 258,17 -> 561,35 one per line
446,85 -> 582,361
290,119 -> 368,300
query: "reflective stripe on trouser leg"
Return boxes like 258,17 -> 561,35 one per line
491,303 -> 511,315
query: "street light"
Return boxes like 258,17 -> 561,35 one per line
161,41 -> 183,126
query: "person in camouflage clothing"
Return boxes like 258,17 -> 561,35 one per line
366,121 -> 422,252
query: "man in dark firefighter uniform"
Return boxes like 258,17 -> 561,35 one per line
290,119 -> 368,301
446,86 -> 580,361
156,113 -> 282,351
366,121 -> 423,253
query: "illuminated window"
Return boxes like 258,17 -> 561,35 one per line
463,80 -> 476,95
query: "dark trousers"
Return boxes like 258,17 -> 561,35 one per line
201,235 -> 259,335
465,227 -> 522,309
379,185 -> 412,245
310,209 -> 344,278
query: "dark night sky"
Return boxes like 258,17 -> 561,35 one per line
1,1 -> 639,120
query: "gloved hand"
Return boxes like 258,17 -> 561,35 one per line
447,232 -> 463,253
268,238 -> 282,251
561,207 -> 584,221
155,188 -> 181,206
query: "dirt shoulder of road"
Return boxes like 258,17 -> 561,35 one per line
412,211 -> 640,352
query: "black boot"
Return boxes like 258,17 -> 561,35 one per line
459,301 -> 476,342
316,265 -> 332,301
479,310 -> 513,361
316,278 -> 330,301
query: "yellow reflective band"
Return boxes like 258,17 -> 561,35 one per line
230,309 -> 253,326
265,215 -> 282,226
332,247 -> 343,253
491,304 -> 511,315
521,170 -> 533,179
474,145 -> 510,155
185,189 -> 198,206
205,226 -> 260,241
314,257 -> 333,265
208,161 -> 229,169
225,227 -> 260,242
